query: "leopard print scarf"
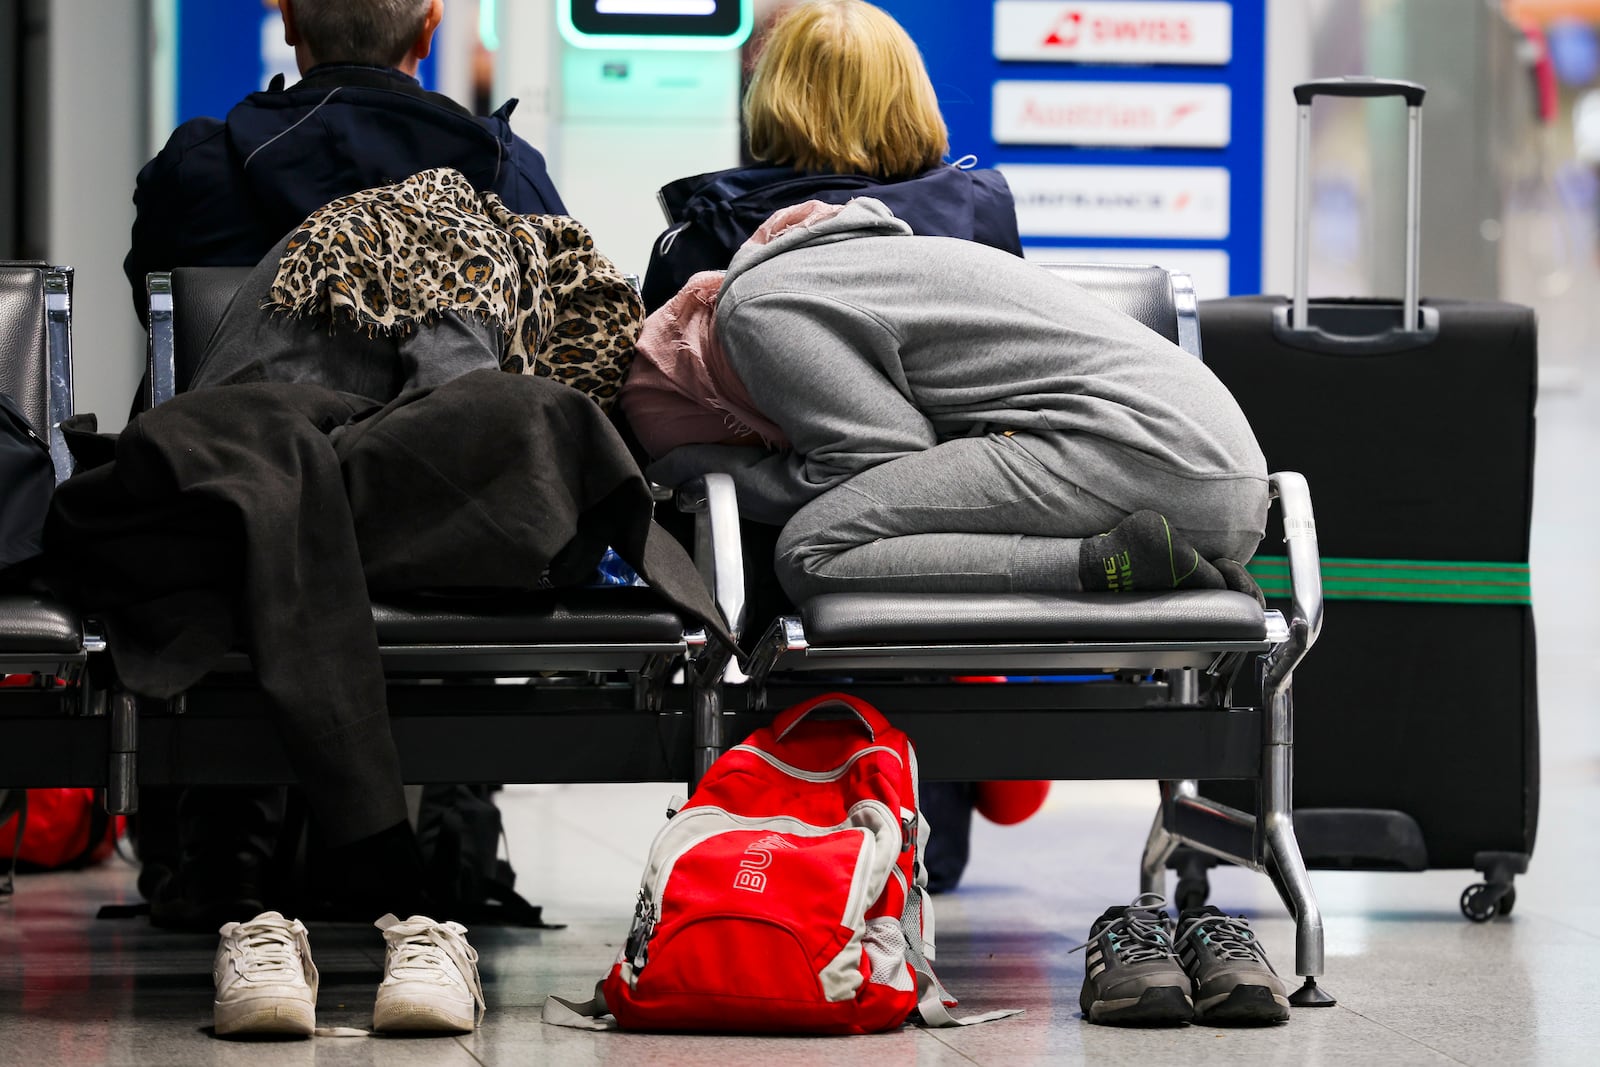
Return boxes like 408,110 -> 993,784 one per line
266,167 -> 641,410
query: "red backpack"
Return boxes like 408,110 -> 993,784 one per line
544,692 -> 1016,1034
0,788 -> 124,894
1,678 -> 122,890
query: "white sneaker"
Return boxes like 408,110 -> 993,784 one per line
372,913 -> 486,1033
213,911 -> 317,1037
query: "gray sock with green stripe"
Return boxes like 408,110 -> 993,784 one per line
1078,511 -> 1225,594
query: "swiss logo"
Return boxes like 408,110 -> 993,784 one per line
995,2 -> 1232,66
1041,8 -> 1193,49
1042,11 -> 1083,47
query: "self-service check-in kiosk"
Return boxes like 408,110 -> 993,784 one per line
523,1 -> 754,275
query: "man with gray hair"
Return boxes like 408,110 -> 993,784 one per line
119,0 -> 565,946
284,0 -> 444,70
125,0 -> 564,318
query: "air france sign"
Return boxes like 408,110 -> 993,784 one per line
999,164 -> 1230,239
993,81 -> 1231,147
994,1 -> 1233,65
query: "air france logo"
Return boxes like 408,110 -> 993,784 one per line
732,834 -> 796,894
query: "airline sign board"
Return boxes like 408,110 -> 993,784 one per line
993,1 -> 1233,65
999,164 -> 1230,239
993,81 -> 1232,147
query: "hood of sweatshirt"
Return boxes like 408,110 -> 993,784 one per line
657,163 -> 1021,259
722,197 -> 913,293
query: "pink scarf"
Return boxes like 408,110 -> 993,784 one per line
621,200 -> 850,458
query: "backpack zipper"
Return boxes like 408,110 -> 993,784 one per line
624,887 -> 657,971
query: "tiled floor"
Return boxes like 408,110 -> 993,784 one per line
2,377 -> 1596,1065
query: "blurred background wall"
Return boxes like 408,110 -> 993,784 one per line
4,0 -> 150,428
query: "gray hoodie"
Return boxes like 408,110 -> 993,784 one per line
649,198 -> 1266,527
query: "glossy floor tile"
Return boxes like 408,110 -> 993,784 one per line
2,374 -> 1596,1064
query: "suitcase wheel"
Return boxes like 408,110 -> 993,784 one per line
1167,846 -> 1215,913
1460,882 -> 1515,923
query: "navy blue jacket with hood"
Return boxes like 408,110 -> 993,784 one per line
124,64 -> 565,319
639,163 -> 1022,311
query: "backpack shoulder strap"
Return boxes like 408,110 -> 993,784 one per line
542,981 -> 617,1030
902,885 -> 1024,1027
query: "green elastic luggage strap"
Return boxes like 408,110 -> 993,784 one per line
1247,557 -> 1531,605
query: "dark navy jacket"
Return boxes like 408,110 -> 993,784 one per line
640,163 -> 1022,311
124,64 -> 565,319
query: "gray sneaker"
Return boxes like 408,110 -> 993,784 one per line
1175,906 -> 1291,1023
1076,893 -> 1193,1025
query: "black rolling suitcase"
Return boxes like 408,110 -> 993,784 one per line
1196,78 -> 1538,921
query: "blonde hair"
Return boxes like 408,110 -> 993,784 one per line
744,0 -> 949,179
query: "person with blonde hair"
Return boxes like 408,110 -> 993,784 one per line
638,0 -> 1020,310
633,2 -> 1024,894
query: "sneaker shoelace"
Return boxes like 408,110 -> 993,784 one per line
376,914 -> 487,1024
1177,912 -> 1269,964
1070,892 -> 1178,964
225,915 -> 317,998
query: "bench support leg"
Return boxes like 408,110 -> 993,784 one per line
1140,784 -> 1184,897
691,681 -> 722,792
107,690 -> 139,815
1168,668 -> 1201,706
1262,680 -> 1333,1006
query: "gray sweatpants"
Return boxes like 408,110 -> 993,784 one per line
775,430 -> 1267,603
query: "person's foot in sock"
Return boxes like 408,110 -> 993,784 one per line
1211,558 -> 1266,608
1078,511 -> 1225,593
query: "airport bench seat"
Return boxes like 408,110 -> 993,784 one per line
130,266 -> 741,798
1,264 -> 93,682
3,254 -> 1332,1005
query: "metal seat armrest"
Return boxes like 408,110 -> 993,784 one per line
1263,470 -> 1323,688
1171,270 -> 1201,359
44,266 -> 76,482
675,472 -> 746,646
145,272 -> 175,409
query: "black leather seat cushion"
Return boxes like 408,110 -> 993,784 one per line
171,266 -> 252,391
0,593 -> 83,653
800,590 -> 1267,646
372,587 -> 685,646
1,263 -> 50,433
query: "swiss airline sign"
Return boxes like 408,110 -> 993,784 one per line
993,81 -> 1231,147
993,1 -> 1233,65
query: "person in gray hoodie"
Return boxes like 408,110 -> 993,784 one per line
648,198 -> 1269,604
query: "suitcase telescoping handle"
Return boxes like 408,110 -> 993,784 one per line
1287,77 -> 1438,353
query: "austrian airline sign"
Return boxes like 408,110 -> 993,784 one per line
999,163 -> 1230,239
994,1 -> 1233,65
993,81 -> 1231,147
